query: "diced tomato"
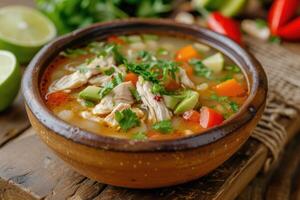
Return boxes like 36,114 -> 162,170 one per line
165,79 -> 181,91
175,45 -> 200,62
214,79 -> 245,97
46,91 -> 70,107
183,110 -> 200,123
107,35 -> 125,45
125,72 -> 138,85
200,107 -> 224,128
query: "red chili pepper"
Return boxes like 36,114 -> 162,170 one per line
278,17 -> 300,40
207,12 -> 242,45
154,95 -> 163,102
268,0 -> 300,35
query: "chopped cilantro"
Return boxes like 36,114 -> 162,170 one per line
115,109 -> 140,131
156,48 -> 168,56
131,132 -> 148,141
104,67 -> 115,75
99,73 -> 123,99
82,100 -> 95,107
189,59 -> 212,79
210,93 -> 239,117
225,65 -> 241,73
138,50 -> 154,62
152,120 -> 173,134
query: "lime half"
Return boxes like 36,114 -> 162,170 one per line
0,50 -> 21,111
0,6 -> 56,63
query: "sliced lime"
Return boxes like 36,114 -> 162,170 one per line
0,6 -> 56,63
0,50 -> 21,111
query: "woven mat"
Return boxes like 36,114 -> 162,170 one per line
246,37 -> 300,171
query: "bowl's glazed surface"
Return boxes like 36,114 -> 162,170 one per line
22,19 -> 267,188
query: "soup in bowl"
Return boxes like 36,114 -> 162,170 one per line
22,19 -> 267,188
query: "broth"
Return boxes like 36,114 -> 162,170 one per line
41,34 -> 248,141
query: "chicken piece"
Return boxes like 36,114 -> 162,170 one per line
178,68 -> 195,89
49,71 -> 87,93
131,107 -> 145,119
92,94 -> 114,115
81,111 -> 104,123
104,103 -> 131,128
88,75 -> 112,87
136,77 -> 172,123
49,56 -> 115,93
92,82 -> 134,115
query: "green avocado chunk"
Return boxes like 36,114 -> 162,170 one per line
79,86 -> 101,102
174,90 -> 199,114
163,95 -> 184,110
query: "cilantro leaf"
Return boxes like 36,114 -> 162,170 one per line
189,59 -> 212,79
104,67 -> 115,75
131,132 -> 147,141
115,109 -> 140,131
129,88 -> 141,102
152,120 -> 173,133
99,73 -> 123,99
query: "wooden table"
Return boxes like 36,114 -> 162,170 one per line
1,1 -> 300,200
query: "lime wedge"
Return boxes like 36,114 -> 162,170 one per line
0,50 -> 21,111
0,6 -> 56,63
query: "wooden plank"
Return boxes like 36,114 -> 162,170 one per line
0,128 -> 106,200
0,94 -> 30,147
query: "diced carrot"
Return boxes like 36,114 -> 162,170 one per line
181,63 -> 194,77
125,72 -> 138,85
183,110 -> 200,123
200,107 -> 224,128
165,79 -> 181,91
46,91 -> 70,107
214,79 -> 245,97
107,35 -> 125,45
175,45 -> 200,62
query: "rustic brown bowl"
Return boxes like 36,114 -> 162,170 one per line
22,19 -> 267,189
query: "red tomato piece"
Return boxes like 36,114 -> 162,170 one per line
107,35 -> 125,45
125,72 -> 139,85
200,107 -> 224,128
46,91 -> 70,107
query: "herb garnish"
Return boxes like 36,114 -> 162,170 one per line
189,59 -> 212,79
104,67 -> 115,75
129,88 -> 141,102
210,93 -> 239,118
115,109 -> 140,131
131,132 -> 148,141
99,73 -> 123,99
152,120 -> 173,133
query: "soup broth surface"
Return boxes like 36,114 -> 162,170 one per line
41,34 -> 248,140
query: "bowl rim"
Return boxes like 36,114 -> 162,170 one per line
22,18 -> 268,152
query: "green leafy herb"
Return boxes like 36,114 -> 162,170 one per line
99,73 -> 123,99
189,59 -> 212,79
104,67 -> 115,75
131,132 -> 147,141
225,65 -> 241,73
152,120 -> 173,133
130,88 -> 141,102
156,48 -> 168,56
210,93 -> 239,118
82,100 -> 95,107
255,19 -> 268,29
115,109 -> 140,131
138,50 -> 154,62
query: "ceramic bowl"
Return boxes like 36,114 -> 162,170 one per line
22,19 -> 267,188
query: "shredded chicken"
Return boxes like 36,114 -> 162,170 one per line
80,111 -> 104,123
88,75 -> 112,87
48,56 -> 115,93
92,82 -> 134,115
49,71 -> 87,93
178,68 -> 195,89
104,103 -> 131,128
136,77 -> 172,123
